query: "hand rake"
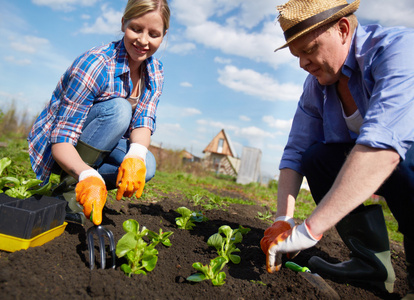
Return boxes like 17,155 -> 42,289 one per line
86,225 -> 116,269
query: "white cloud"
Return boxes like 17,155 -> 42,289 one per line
171,0 -> 295,70
4,56 -> 31,66
168,42 -> 196,55
214,57 -> 232,65
183,108 -> 201,116
32,0 -> 99,11
239,115 -> 251,122
357,0 -> 414,27
10,36 -> 50,54
180,82 -> 193,88
80,4 -> 123,36
263,115 -> 293,130
218,65 -> 302,101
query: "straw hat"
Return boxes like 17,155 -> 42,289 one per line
275,0 -> 360,51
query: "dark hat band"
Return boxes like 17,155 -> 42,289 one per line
283,4 -> 348,40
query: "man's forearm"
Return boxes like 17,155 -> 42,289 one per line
275,168 -> 303,219
307,144 -> 400,236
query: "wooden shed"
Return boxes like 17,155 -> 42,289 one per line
202,129 -> 240,176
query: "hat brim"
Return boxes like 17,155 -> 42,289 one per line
274,0 -> 360,52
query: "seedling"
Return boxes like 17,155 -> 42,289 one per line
175,206 -> 207,230
115,219 -> 173,277
207,225 -> 250,264
186,256 -> 227,286
256,211 -> 273,221
191,194 -> 204,206
147,228 -> 173,247
0,157 -> 51,198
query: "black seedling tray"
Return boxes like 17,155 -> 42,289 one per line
0,195 -> 66,239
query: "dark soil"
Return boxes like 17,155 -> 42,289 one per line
0,190 -> 409,299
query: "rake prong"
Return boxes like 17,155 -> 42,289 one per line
86,227 -> 96,270
97,227 -> 106,269
86,225 -> 116,270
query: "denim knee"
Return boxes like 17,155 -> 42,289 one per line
80,98 -> 132,150
145,151 -> 156,182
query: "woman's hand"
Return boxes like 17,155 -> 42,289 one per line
116,157 -> 146,200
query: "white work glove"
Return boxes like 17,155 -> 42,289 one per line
262,219 -> 321,273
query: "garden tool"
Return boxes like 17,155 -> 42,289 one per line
285,261 -> 340,300
308,204 -> 395,293
86,225 -> 116,270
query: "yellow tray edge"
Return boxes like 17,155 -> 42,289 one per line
0,222 -> 68,252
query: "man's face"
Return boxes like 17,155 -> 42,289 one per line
288,24 -> 349,86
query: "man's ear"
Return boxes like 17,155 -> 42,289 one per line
337,17 -> 351,44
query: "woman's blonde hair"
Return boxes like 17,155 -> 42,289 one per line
122,0 -> 170,34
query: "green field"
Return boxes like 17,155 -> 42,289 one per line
0,108 -> 403,243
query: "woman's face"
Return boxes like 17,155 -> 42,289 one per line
123,11 -> 165,68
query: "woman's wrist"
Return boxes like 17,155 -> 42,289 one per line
125,143 -> 148,163
79,169 -> 104,184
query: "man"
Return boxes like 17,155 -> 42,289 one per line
260,0 -> 414,298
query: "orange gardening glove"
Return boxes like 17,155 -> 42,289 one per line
116,157 -> 146,200
75,176 -> 108,225
260,217 -> 296,273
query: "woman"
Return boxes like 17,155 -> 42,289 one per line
28,0 -> 170,225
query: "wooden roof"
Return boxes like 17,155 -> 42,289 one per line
203,129 -> 237,157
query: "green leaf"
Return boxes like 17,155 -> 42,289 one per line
176,206 -> 192,217
121,263 -> 132,275
1,176 -> 21,187
192,262 -> 205,272
229,254 -> 241,264
238,225 -> 251,235
211,256 -> 227,274
186,273 -> 206,282
0,157 -> 11,176
21,178 -> 43,189
116,232 -> 137,257
142,255 -> 158,272
219,225 -> 233,238
123,219 -> 139,234
212,272 -> 226,286
207,233 -> 223,251
232,231 -> 243,244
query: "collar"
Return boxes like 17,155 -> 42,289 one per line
341,24 -> 360,78
114,39 -> 130,78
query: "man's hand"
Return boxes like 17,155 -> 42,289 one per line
261,219 -> 321,273
261,217 -> 296,273
116,157 -> 146,200
75,175 -> 107,225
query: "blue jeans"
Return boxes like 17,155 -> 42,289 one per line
301,142 -> 414,240
78,98 -> 156,190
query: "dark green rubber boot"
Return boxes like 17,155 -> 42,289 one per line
51,140 -> 109,225
308,205 -> 395,293
403,236 -> 414,299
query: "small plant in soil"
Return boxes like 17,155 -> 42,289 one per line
256,210 -> 273,222
116,219 -> 173,277
0,157 -> 51,198
187,225 -> 250,286
207,225 -> 250,264
175,206 -> 207,230
186,256 -> 227,286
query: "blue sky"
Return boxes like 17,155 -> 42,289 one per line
1,0 -> 414,180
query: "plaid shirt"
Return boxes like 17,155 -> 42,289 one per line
28,39 -> 164,183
